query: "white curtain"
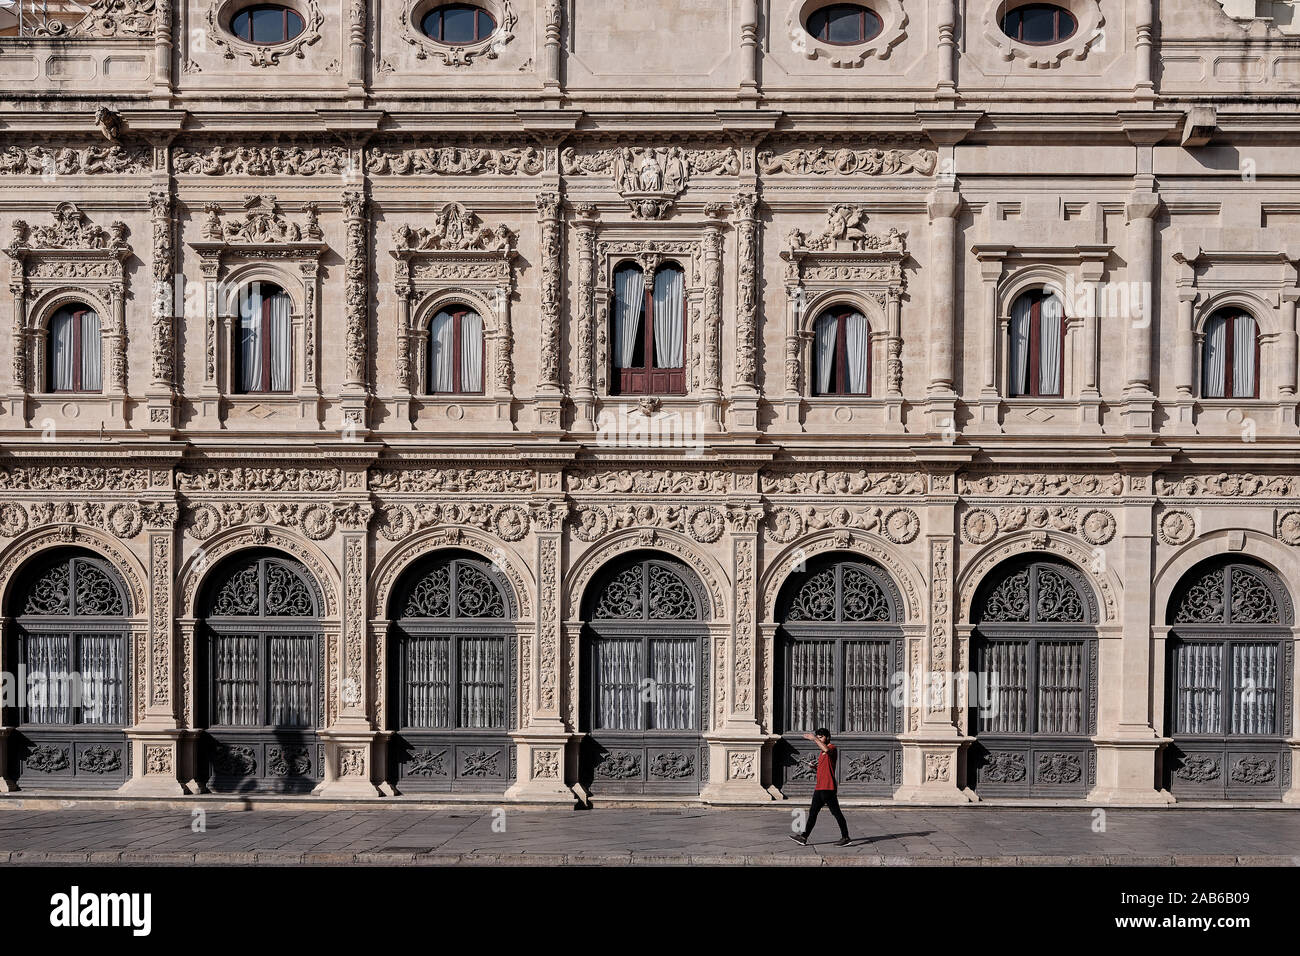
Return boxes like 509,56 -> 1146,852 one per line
460,312 -> 484,392
1038,294 -> 1064,395
814,314 -> 837,394
649,638 -> 696,730
23,632 -> 72,724
268,292 -> 292,392
78,633 -> 123,725
458,636 -> 505,729
404,634 -> 451,728
429,311 -> 455,393
49,310 -> 76,391
652,267 -> 685,368
79,312 -> 102,392
613,266 -> 644,368
1203,315 -> 1227,398
1233,314 -> 1257,397
239,287 -> 264,392
789,640 -> 834,732
844,311 -> 869,395
595,639 -> 642,731
1009,295 -> 1033,396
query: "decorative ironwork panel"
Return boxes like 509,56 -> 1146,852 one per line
784,560 -> 896,624
976,561 -> 1090,626
589,557 -> 703,622
207,556 -> 320,618
398,557 -> 509,620
22,556 -> 126,617
1172,561 -> 1286,626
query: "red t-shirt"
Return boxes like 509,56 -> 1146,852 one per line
815,744 -> 837,791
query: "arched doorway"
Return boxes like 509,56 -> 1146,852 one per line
967,557 -> 1097,796
773,555 -> 903,796
4,549 -> 130,789
386,551 -> 516,792
1164,558 -> 1293,800
197,552 -> 323,793
579,553 -> 709,795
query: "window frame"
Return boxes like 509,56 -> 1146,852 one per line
421,3 -> 496,45
231,4 -> 305,44
234,284 -> 293,396
46,306 -> 101,395
1008,289 -> 1066,399
426,305 -> 486,397
805,3 -> 884,46
811,307 -> 871,398
999,3 -> 1077,45
1202,309 -> 1261,401
611,262 -> 687,397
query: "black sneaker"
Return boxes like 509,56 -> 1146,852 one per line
788,834 -> 807,846
835,837 -> 851,847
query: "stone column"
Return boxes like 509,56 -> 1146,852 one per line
151,0 -> 173,102
885,284 -> 904,424
1282,288 -> 1300,433
1134,0 -> 1155,98
738,0 -> 759,101
347,0 -> 367,103
319,498 -> 381,796
121,503 -> 184,795
1122,192 -> 1161,431
729,188 -> 761,431
925,187 -> 962,433
702,504 -> 769,803
9,268 -> 27,419
145,187 -> 177,433
393,259 -> 414,427
1077,254 -> 1106,431
572,210 -> 597,431
340,185 -> 371,434
1090,482 -> 1173,803
507,500 -> 574,800
542,0 -> 563,99
936,0 -> 957,99
970,245 -> 1007,432
534,191 -> 565,432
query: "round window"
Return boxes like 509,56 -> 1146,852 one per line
422,3 -> 496,44
230,4 -> 304,44
804,3 -> 883,45
999,3 -> 1077,45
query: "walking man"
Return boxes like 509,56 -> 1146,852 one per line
789,728 -> 851,846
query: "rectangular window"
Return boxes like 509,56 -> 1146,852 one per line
1036,640 -> 1086,734
458,636 -> 506,729
842,640 -> 891,733
1172,641 -> 1222,735
268,635 -> 314,729
403,635 -> 451,729
647,638 -> 696,730
22,632 -> 73,724
78,632 -> 125,726
1230,642 -> 1277,736
978,640 -> 1030,734
787,639 -> 835,732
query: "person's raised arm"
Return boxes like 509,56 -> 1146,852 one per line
802,732 -> 830,753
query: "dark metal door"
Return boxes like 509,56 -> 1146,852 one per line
1164,560 -> 1293,800
773,557 -> 903,796
387,553 -> 516,792
580,555 -> 708,795
198,553 -> 322,793
967,559 -> 1097,796
6,551 -> 130,789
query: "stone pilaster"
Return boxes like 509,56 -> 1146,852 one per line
702,503 -> 769,803
340,184 -> 371,434
534,191 -> 565,433
729,188 -> 761,432
572,208 -> 598,432
1121,191 -> 1161,432
507,500 -> 574,801
924,186 -> 962,434
700,209 -> 726,432
144,186 -> 177,433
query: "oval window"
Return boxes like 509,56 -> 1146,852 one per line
999,3 -> 1077,45
805,3 -> 883,45
231,4 -> 304,44
422,3 -> 497,44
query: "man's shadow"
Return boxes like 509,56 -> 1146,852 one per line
802,829 -> 934,847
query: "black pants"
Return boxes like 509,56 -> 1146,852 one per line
803,788 -> 849,840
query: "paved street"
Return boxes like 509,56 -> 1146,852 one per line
0,804 -> 1296,865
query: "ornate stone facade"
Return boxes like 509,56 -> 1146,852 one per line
2,0 -> 1300,806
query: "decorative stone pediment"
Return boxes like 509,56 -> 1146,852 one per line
8,203 -> 128,254
562,146 -> 741,220
393,203 -> 516,254
192,195 -> 327,257
783,206 -> 907,290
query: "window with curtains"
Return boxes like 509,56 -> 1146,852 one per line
427,306 -> 485,395
812,307 -> 870,396
611,261 -> 686,396
202,555 -> 319,730
1167,561 -> 1289,738
1202,309 -> 1259,399
392,555 -> 511,731
585,557 -> 703,733
804,3 -> 883,44
972,560 -> 1095,737
1007,289 -> 1065,398
235,282 -> 293,395
46,305 -> 102,393
12,552 -> 128,726
778,559 -> 900,736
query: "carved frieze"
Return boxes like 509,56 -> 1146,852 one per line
176,467 -> 342,493
184,500 -> 342,540
568,469 -> 730,495
758,146 -> 937,176
570,503 -> 724,544
0,500 -> 145,539
761,469 -> 925,496
376,501 -> 530,542
0,466 -> 148,491
960,505 -> 1116,545
370,467 -> 536,494
367,146 -> 546,176
0,145 -> 150,176
1156,474 -> 1300,498
959,472 -> 1125,497
174,145 -> 348,177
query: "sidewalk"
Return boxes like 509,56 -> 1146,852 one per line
0,805 -> 1296,865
